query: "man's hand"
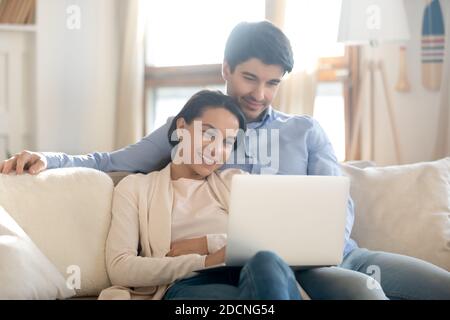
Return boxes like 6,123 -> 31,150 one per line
205,246 -> 226,267
166,236 -> 209,257
0,150 -> 48,175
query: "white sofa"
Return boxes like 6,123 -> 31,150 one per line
0,158 -> 449,299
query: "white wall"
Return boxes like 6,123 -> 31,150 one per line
36,0 -> 119,154
360,0 -> 449,165
0,31 -> 34,160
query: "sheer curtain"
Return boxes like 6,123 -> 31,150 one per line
266,0 -> 318,116
114,0 -> 146,149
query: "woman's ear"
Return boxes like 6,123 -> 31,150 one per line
176,117 -> 186,129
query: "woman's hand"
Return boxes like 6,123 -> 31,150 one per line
205,246 -> 226,267
166,236 -> 209,257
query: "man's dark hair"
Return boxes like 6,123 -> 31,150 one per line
168,90 -> 246,150
224,20 -> 294,74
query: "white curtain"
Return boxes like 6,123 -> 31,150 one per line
273,71 -> 317,116
434,6 -> 450,158
114,0 -> 146,149
266,0 -> 318,116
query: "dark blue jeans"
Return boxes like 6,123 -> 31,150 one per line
295,248 -> 450,300
163,251 -> 301,300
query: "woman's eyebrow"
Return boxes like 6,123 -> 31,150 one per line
202,124 -> 236,140
201,123 -> 216,130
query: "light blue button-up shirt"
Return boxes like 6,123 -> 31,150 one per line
45,106 -> 358,256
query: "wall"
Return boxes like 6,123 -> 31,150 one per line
360,0 -> 449,165
36,0 -> 119,154
0,30 -> 34,160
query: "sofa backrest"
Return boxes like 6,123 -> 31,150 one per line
0,168 -> 114,297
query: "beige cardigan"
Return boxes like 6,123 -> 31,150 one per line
98,164 -> 240,300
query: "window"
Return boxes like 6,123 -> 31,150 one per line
314,83 -> 346,161
284,0 -> 344,72
284,0 -> 348,161
146,85 -> 224,132
145,0 -> 265,67
144,0 -> 265,133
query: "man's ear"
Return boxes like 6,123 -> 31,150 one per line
222,61 -> 231,81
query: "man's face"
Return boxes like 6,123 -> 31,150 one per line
222,58 -> 284,121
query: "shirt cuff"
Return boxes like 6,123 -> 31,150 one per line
41,152 -> 60,169
206,234 -> 227,254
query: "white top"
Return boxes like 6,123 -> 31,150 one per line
171,177 -> 227,253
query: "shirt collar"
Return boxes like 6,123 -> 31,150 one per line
246,106 -> 274,129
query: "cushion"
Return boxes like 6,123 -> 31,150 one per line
0,206 -> 75,299
0,168 -> 114,297
341,157 -> 450,271
343,160 -> 376,169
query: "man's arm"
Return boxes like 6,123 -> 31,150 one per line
306,118 -> 356,254
1,118 -> 174,174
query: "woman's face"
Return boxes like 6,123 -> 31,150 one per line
175,107 -> 240,178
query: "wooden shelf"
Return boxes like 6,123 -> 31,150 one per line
0,24 -> 36,32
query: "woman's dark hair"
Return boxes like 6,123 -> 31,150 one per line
224,20 -> 294,74
167,90 -> 246,150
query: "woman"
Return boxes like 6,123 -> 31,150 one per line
99,90 -> 301,300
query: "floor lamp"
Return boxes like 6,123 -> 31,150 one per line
338,0 -> 410,164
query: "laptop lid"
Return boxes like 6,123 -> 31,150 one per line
225,175 -> 350,267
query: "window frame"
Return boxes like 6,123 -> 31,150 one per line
145,64 -> 225,88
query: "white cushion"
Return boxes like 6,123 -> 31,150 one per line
341,157 -> 450,271
0,206 -> 75,299
0,168 -> 114,297
343,160 -> 376,169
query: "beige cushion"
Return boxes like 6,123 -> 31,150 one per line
341,157 -> 450,271
0,168 -> 114,297
0,206 -> 75,299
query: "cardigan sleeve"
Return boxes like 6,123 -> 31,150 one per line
105,175 -> 206,288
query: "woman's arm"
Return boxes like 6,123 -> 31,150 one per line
105,176 -> 205,288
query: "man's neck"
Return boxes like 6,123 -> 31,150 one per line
247,107 -> 270,123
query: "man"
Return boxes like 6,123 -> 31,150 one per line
1,21 -> 449,299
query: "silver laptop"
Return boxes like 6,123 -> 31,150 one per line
225,174 -> 350,267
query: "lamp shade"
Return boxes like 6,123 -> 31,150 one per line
338,0 -> 410,45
